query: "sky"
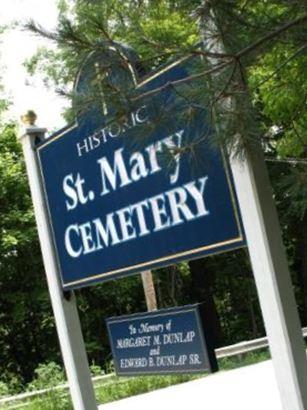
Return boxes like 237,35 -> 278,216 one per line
0,0 -> 68,131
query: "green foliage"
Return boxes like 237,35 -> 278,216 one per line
95,373 -> 196,404
3,351 -> 271,409
24,0 -> 199,113
218,349 -> 271,371
0,121 -> 62,385
154,262 -> 191,307
90,363 -> 104,377
0,381 -> 9,398
213,254 -> 263,344
25,362 -> 70,410
25,1 -> 307,163
76,275 -> 147,368
277,165 -> 307,220
27,362 -> 65,391
249,43 -> 307,158
0,124 -> 34,249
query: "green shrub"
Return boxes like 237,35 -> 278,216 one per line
0,381 -> 9,398
25,362 -> 71,410
90,362 -> 104,377
27,362 -> 65,391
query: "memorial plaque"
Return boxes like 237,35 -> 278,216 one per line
106,304 -> 218,375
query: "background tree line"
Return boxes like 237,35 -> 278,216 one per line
0,0 -> 306,392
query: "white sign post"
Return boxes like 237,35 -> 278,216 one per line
230,146 -> 307,410
200,4 -> 307,409
19,125 -> 97,410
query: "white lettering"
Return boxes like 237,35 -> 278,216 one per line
135,105 -> 148,123
97,148 -> 132,196
185,177 -> 210,217
164,130 -> 184,184
63,174 -> 78,211
63,177 -> 210,259
117,207 -> 137,242
79,222 -> 96,254
77,139 -> 89,157
93,215 -> 120,249
145,142 -> 162,175
149,194 -> 171,232
166,186 -> 195,225
65,225 -> 82,258
130,152 -> 148,182
130,200 -> 150,236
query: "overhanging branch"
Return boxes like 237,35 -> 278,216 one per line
133,13 -> 307,102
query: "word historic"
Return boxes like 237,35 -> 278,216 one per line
76,106 -> 149,157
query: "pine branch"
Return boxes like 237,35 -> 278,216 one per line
25,20 -> 59,42
133,60 -> 231,102
25,19 -> 93,50
133,13 -> 307,102
236,13 -> 307,59
253,43 -> 307,89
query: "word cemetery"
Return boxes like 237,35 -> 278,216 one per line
63,126 -> 209,259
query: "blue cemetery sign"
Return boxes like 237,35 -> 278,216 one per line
106,304 -> 218,375
36,47 -> 245,289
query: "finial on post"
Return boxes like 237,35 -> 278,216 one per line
19,110 -> 47,143
21,110 -> 37,126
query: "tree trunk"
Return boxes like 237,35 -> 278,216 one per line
141,270 -> 158,311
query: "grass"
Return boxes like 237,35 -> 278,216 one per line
3,349 -> 271,410
95,373 -> 199,405
218,349 -> 270,370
